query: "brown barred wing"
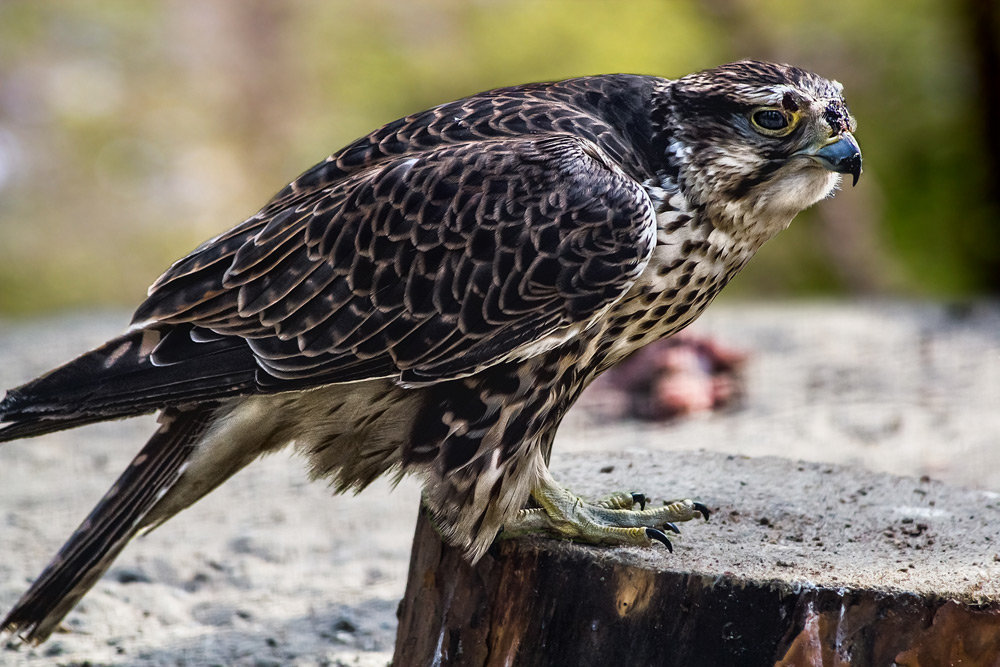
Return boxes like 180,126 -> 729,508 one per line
134,134 -> 656,387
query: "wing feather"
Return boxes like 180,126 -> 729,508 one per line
3,76 -> 671,429
135,134 -> 655,388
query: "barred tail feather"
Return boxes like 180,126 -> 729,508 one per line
0,407 -> 214,644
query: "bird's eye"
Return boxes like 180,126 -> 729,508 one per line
750,108 -> 794,136
753,110 -> 786,130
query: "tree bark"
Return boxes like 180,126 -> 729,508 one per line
394,450 -> 1000,666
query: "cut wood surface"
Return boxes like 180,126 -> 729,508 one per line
395,450 -> 1000,666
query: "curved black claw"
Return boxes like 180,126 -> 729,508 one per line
663,522 -> 680,534
631,493 -> 647,511
693,502 -> 712,521
645,527 -> 674,553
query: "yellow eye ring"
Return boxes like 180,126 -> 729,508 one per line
750,107 -> 799,136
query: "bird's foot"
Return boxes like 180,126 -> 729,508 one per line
502,477 -> 709,551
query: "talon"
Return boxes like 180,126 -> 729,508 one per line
645,527 -> 674,552
631,493 -> 646,510
505,479 -> 708,549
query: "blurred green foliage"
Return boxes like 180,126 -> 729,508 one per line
0,0 -> 996,315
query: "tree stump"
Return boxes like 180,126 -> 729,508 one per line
394,450 -> 1000,666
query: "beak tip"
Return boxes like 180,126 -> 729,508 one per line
850,155 -> 862,187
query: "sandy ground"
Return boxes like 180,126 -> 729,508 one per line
0,301 -> 998,666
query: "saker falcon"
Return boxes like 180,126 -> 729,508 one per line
1,60 -> 860,643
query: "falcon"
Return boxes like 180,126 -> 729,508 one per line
0,60 -> 860,643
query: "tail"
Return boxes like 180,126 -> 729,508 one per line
0,324 -> 258,443
1,406 -> 215,643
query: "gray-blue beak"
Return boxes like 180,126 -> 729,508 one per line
811,133 -> 862,186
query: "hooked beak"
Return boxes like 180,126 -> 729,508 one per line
799,132 -> 863,186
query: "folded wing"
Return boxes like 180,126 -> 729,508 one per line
1,134 -> 655,435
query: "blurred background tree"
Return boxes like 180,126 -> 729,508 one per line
0,0 -> 996,314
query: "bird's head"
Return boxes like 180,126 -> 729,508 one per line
664,60 -> 861,241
